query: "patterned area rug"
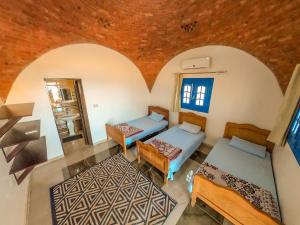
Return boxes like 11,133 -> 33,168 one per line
50,153 -> 176,225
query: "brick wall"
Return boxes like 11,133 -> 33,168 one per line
0,0 -> 299,100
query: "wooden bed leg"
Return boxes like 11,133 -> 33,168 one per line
123,145 -> 127,156
137,142 -> 141,163
164,174 -> 168,185
191,193 -> 196,207
137,154 -> 141,163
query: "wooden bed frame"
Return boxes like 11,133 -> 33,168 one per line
137,111 -> 207,184
191,122 -> 281,225
105,106 -> 169,155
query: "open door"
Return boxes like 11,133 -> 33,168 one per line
74,80 -> 93,145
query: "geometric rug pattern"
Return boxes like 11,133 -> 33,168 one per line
50,153 -> 177,225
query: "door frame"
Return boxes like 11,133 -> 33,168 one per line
44,78 -> 93,151
74,79 -> 93,145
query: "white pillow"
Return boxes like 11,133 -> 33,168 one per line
179,121 -> 201,134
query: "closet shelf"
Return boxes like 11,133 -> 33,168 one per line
4,142 -> 29,162
0,102 -> 34,120
0,117 -> 22,139
0,120 -> 40,148
10,136 -> 47,184
0,102 -> 48,185
0,103 -> 34,139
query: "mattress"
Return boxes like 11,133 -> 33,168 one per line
205,138 -> 278,202
125,116 -> 168,145
146,125 -> 205,180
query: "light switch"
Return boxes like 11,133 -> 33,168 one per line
93,104 -> 99,108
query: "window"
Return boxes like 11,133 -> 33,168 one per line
181,78 -> 214,113
287,100 -> 300,165
182,84 -> 192,104
195,86 -> 206,106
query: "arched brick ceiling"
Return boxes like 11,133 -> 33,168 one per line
0,0 -> 299,100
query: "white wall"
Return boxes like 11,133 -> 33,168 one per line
0,157 -> 29,225
6,43 -> 150,159
150,45 -> 283,145
151,45 -> 300,224
273,144 -> 300,225
0,100 -> 29,225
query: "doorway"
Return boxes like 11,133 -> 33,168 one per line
45,78 -> 92,154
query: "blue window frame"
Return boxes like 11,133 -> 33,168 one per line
181,78 -> 214,113
287,100 -> 300,165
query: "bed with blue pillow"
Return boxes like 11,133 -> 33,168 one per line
105,106 -> 169,155
137,112 -> 207,184
205,137 -> 278,200
145,124 -> 205,180
125,114 -> 168,145
192,122 -> 281,225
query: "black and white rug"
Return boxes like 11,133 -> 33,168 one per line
50,153 -> 177,225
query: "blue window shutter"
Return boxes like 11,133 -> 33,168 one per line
288,103 -> 300,165
181,78 -> 214,113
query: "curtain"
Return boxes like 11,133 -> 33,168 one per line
172,74 -> 183,112
268,64 -> 300,145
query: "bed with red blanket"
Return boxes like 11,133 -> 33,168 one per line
105,106 -> 169,155
137,112 -> 207,184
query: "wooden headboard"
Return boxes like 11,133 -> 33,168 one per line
148,106 -> 169,122
223,122 -> 275,152
179,112 -> 207,132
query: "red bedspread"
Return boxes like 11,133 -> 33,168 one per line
114,123 -> 143,137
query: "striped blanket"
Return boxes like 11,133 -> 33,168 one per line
114,123 -> 143,137
149,139 -> 182,160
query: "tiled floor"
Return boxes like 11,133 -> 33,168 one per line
177,203 -> 223,225
27,139 -> 228,225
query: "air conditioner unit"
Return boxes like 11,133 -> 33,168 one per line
181,57 -> 211,70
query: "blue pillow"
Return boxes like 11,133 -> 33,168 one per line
229,136 -> 266,158
149,112 -> 164,122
